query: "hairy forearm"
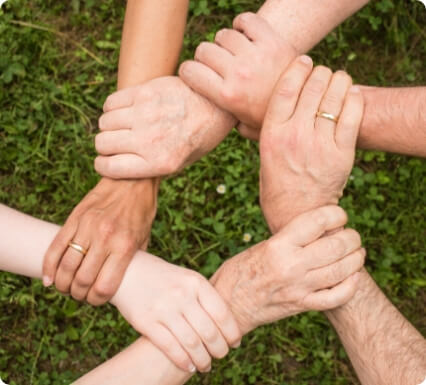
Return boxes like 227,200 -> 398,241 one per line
258,0 -> 370,53
326,269 -> 426,385
118,0 -> 188,89
357,86 -> 426,157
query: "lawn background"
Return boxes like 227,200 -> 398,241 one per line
0,0 -> 425,384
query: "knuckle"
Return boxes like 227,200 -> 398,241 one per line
306,76 -> 328,95
184,334 -> 200,350
60,256 -> 80,272
199,357 -> 212,372
276,78 -> 298,99
220,86 -> 238,104
98,220 -> 116,239
74,272 -> 94,288
323,92 -> 342,107
328,237 -> 346,256
347,229 -> 362,247
202,328 -> 219,344
235,65 -> 252,81
93,280 -> 115,299
215,345 -> 229,359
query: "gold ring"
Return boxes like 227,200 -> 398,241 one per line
316,111 -> 338,123
68,242 -> 88,256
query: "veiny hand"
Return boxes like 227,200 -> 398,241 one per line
179,12 -> 297,134
259,59 -> 364,232
211,206 -> 364,335
42,178 -> 158,305
94,76 -> 237,179
110,251 -> 242,373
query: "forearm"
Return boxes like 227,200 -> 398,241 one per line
118,0 -> 189,89
258,0 -> 370,53
105,1 -> 189,229
0,205 -> 191,385
357,86 -> 426,157
326,268 -> 426,385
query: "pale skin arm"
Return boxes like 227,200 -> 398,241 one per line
358,86 -> 426,157
0,205 -> 191,385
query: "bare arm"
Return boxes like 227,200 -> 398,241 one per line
358,86 -> 426,157
118,0 -> 188,89
257,0 -> 370,53
326,269 -> 426,385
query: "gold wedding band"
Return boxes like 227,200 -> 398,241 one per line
316,111 -> 339,123
68,242 -> 88,256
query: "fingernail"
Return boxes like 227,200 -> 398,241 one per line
43,276 -> 53,287
350,85 -> 360,93
231,340 -> 241,348
188,364 -> 196,373
299,55 -> 313,65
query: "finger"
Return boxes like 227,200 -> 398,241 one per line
194,42 -> 233,78
233,12 -> 273,43
98,108 -> 133,132
183,303 -> 229,359
54,233 -> 90,294
263,55 -> 314,128
95,130 -> 136,156
198,282 -> 242,348
308,248 -> 366,290
237,123 -> 260,141
179,60 -> 225,106
303,228 -> 362,270
335,86 -> 364,150
214,28 -> 253,55
294,66 -> 333,130
42,218 -> 79,286
94,154 -> 150,179
316,71 -> 352,143
103,87 -> 138,112
281,205 -> 348,247
303,271 -> 361,311
86,249 -> 135,306
70,240 -> 108,301
147,323 -> 196,373
164,315 -> 212,373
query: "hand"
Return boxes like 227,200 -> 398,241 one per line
211,206 -> 364,335
42,178 -> 158,305
179,12 -> 297,132
110,251 -> 242,373
259,59 -> 364,232
94,76 -> 236,179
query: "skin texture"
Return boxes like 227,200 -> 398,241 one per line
259,59 -> 363,231
93,0 -> 370,180
42,0 -> 189,305
258,41 -> 426,385
181,12 -> 426,157
0,204 -> 362,384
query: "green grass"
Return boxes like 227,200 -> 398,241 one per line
0,0 -> 425,384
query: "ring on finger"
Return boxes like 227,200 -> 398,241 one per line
68,242 -> 88,256
316,111 -> 339,123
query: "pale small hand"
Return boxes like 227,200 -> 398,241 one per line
43,178 -> 158,305
259,59 -> 364,232
111,252 -> 242,373
94,76 -> 236,179
212,206 -> 364,334
179,12 -> 297,133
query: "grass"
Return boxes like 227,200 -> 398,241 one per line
0,0 -> 425,384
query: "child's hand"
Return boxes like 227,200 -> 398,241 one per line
259,60 -> 364,232
179,12 -> 297,130
211,206 -> 365,335
110,252 -> 241,373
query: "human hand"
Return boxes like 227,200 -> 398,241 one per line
110,251 -> 242,373
179,12 -> 297,132
211,206 -> 364,335
259,59 -> 364,232
94,76 -> 236,179
42,178 -> 158,305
